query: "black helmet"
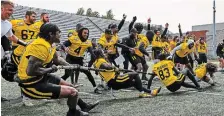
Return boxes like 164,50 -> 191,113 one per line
134,23 -> 143,34
206,63 -> 217,73
39,23 -> 60,40
1,61 -> 17,82
108,23 -> 117,29
93,48 -> 105,59
76,23 -> 83,32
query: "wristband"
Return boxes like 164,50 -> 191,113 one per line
17,39 -> 27,46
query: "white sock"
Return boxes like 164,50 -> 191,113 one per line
194,76 -> 199,81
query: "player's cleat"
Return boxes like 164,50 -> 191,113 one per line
94,88 -> 102,94
196,87 -> 204,92
1,97 -> 9,102
141,80 -> 148,85
22,97 -> 34,106
139,93 -> 152,98
67,109 -> 89,116
82,101 -> 99,112
151,87 -> 161,96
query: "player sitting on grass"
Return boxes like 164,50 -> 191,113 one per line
93,48 -> 161,98
148,53 -> 202,92
194,63 -> 218,86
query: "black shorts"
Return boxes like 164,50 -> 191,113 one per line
20,74 -> 61,99
107,74 -> 134,90
127,53 -> 141,67
173,53 -> 189,64
66,54 -> 84,66
166,74 -> 185,92
152,47 -> 162,59
11,52 -> 20,66
198,53 -> 207,64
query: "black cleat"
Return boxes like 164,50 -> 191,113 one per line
196,87 -> 204,92
67,109 -> 89,116
1,97 -> 9,102
82,101 -> 99,112
94,88 -> 102,94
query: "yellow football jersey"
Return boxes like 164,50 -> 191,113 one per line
10,19 -> 41,46
153,60 -> 177,86
94,58 -> 115,82
176,43 -> 195,57
67,35 -> 92,57
13,39 -> 34,57
152,34 -> 162,48
138,34 -> 149,48
18,38 -> 56,82
112,33 -> 119,43
34,20 -> 44,28
161,42 -> 171,53
134,39 -> 144,57
134,34 -> 150,57
98,34 -> 117,55
170,40 -> 177,50
72,30 -> 78,36
197,42 -> 207,53
194,63 -> 207,79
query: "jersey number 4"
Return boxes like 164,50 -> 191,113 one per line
158,68 -> 170,80
200,46 -> 205,50
74,47 -> 81,54
21,30 -> 35,39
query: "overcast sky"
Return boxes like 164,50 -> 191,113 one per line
14,0 -> 224,33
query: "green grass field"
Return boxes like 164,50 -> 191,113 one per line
2,61 -> 224,116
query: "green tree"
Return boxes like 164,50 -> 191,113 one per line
106,9 -> 114,19
76,7 -> 85,15
91,11 -> 100,17
86,8 -> 92,16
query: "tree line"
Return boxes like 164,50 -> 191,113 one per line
76,7 -> 114,19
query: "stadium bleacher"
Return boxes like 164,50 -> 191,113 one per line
12,5 -> 132,42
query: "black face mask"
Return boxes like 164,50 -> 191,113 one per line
188,43 -> 194,49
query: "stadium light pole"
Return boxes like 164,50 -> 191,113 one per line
212,0 -> 216,58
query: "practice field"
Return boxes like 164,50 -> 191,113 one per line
1,61 -> 224,116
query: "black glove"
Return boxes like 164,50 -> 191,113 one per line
133,16 -> 137,22
51,64 -> 58,73
123,14 -> 127,20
